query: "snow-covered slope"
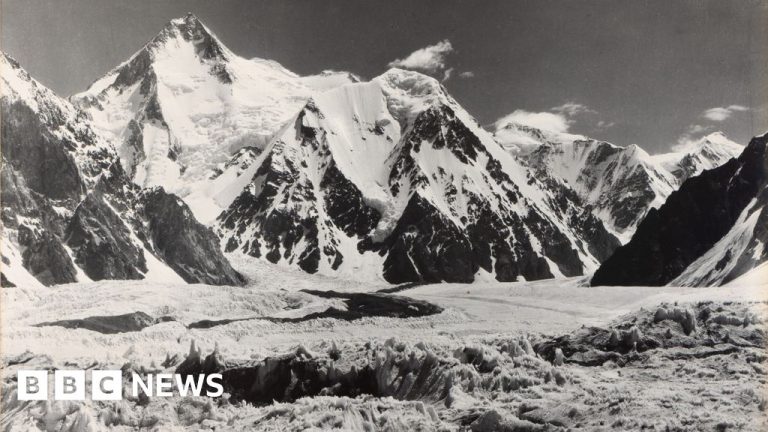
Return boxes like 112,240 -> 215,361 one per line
72,13 -> 357,222
592,133 -> 767,287
0,52 -> 244,287
217,69 -> 619,283
495,124 -> 742,241
726,261 -> 768,287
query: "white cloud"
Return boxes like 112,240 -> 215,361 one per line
702,105 -> 748,121
686,124 -> 715,135
672,135 -> 701,152
494,102 -> 610,135
596,120 -> 615,130
442,67 -> 454,82
459,71 -> 475,79
388,40 -> 454,73
551,102 -> 595,117
672,105 -> 747,151
494,110 -> 571,134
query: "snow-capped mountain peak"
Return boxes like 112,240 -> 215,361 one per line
502,127 -> 676,241
153,12 -> 231,58
593,132 -> 767,287
2,53 -> 75,126
1,51 -> 118,190
78,13 -> 233,102
71,14 -> 358,223
652,131 -> 743,184
373,68 -> 452,126
493,121 -> 588,157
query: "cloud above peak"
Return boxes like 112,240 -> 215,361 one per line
551,102 -> 596,117
388,40 -> 454,74
494,110 -> 571,134
702,105 -> 748,121
675,103 -> 749,151
493,101 -> 609,135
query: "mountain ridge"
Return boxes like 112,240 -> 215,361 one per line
495,122 -> 743,241
2,13 -> 754,287
216,68 -> 620,283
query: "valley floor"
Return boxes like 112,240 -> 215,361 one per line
1,255 -> 767,431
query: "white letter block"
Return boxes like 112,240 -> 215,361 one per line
92,370 -> 122,400
55,370 -> 85,400
18,370 -> 48,400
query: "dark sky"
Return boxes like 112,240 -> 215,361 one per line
3,0 -> 766,152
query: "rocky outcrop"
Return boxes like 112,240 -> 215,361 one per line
18,226 -> 78,286
1,163 -> 77,285
36,311 -> 159,334
592,134 -> 767,286
140,188 -> 245,285
66,190 -> 148,280
1,101 -> 84,203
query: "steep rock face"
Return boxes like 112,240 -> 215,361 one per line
1,162 -> 78,286
1,53 -> 119,286
66,189 -> 148,281
1,101 -> 84,202
1,52 -> 243,287
592,134 -> 767,287
17,225 -> 77,286
218,70 -> 619,283
140,188 -> 245,285
496,125 -> 742,242
379,194 -> 477,283
72,13 -> 359,223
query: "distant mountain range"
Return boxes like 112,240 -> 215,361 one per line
1,13 -> 760,287
495,124 -> 743,242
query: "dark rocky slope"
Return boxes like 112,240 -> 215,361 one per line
140,188 -> 245,285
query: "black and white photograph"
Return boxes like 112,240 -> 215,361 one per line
1,0 -> 767,430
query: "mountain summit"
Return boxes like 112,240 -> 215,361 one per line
72,15 -> 357,222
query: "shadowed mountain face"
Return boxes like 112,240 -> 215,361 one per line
0,52 -> 244,287
592,134 -> 767,287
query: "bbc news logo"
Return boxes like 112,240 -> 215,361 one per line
17,370 -> 223,401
